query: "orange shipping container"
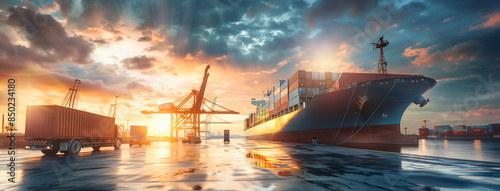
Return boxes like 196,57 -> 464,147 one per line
325,72 -> 332,80
289,70 -> 305,84
289,80 -> 299,92
25,105 -> 116,139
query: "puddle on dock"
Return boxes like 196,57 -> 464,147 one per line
1,138 -> 499,190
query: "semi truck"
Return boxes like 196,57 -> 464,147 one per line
182,131 -> 201,144
25,105 -> 123,155
129,125 -> 151,147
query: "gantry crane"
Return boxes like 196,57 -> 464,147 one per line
108,96 -> 119,118
140,65 -> 239,143
199,97 -> 233,139
201,97 -> 217,139
61,79 -> 81,109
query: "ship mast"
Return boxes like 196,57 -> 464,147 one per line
372,36 -> 389,74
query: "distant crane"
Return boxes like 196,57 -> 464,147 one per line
141,65 -> 239,143
61,79 -> 81,109
372,36 -> 389,74
421,120 -> 431,129
108,96 -> 119,118
201,97 -> 217,139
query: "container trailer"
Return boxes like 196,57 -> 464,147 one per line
25,105 -> 123,155
129,125 -> 150,147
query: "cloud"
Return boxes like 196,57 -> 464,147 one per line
185,53 -> 194,61
307,0 -> 379,28
121,55 -> 156,71
389,24 -> 399,29
137,31 -> 164,42
470,11 -> 500,30
144,42 -> 173,52
138,36 -> 152,42
0,33 -> 56,73
92,38 -> 109,45
443,16 -> 455,23
6,7 -> 95,64
126,80 -> 153,91
55,0 -> 126,35
55,0 -> 74,18
277,60 -> 289,67
441,108 -> 500,119
403,41 -> 480,67
403,46 -> 435,66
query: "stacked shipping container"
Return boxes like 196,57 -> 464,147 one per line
420,124 -> 500,138
491,123 -> 500,138
249,70 -> 340,127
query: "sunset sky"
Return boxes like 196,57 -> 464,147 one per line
1,0 -> 499,136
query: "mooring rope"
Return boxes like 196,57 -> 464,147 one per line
335,82 -> 397,145
349,87 -> 369,137
329,87 -> 356,144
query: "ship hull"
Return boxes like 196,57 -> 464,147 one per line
245,76 -> 436,145
245,124 -> 418,145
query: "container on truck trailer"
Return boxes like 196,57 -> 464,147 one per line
24,105 -> 123,155
224,129 -> 230,144
129,125 -> 150,147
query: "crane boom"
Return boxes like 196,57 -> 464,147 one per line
61,79 -> 81,109
194,65 -> 210,112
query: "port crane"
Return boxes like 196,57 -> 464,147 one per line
200,97 -> 233,139
141,65 -> 239,143
61,79 -> 81,109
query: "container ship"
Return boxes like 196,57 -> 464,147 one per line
244,36 -> 437,145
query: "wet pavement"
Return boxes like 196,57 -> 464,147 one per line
1,138 -> 499,190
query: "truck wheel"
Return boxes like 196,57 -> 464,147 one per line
114,139 -> 121,149
41,149 -> 59,156
92,146 -> 100,151
68,140 -> 82,155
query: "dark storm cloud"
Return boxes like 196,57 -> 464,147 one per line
55,0 -> 73,18
0,32 -> 56,73
307,0 -> 380,28
121,55 -> 156,70
4,7 -> 95,65
131,0 -> 309,69
135,0 -> 277,59
138,36 -> 152,42
55,0 -> 127,35
92,38 -> 109,45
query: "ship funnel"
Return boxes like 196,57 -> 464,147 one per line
413,96 -> 430,107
